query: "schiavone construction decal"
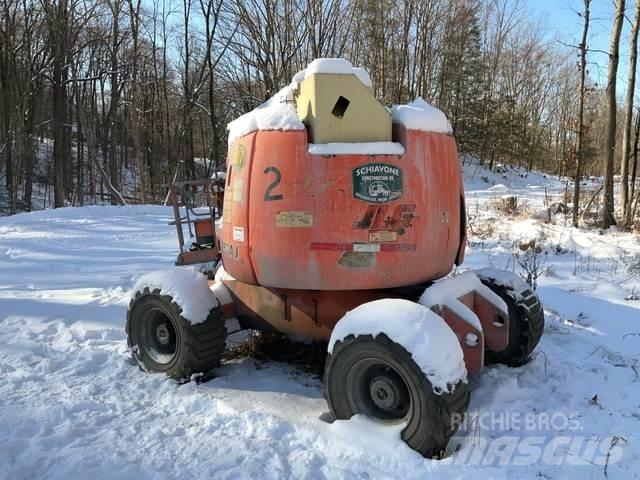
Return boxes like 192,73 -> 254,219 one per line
352,163 -> 403,203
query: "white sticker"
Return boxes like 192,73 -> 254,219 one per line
232,226 -> 245,242
232,178 -> 244,202
353,243 -> 380,253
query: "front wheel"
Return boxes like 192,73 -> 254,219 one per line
323,333 -> 468,458
126,287 -> 227,380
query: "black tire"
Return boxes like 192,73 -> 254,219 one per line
126,287 -> 227,380
480,280 -> 544,367
324,333 -> 469,458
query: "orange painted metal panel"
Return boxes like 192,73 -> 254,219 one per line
474,293 -> 510,352
194,219 -> 214,239
220,133 -> 257,285
220,279 -> 389,340
222,126 -> 463,291
440,304 -> 484,375
216,279 -> 495,373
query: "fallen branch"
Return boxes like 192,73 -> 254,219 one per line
604,435 -> 627,477
91,156 -> 128,206
580,184 -> 604,224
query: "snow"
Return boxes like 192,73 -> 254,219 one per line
226,86 -> 304,148
475,267 -> 530,301
328,299 -> 467,393
210,280 -> 233,306
290,69 -> 306,89
132,267 -> 218,324
391,97 -> 453,134
308,142 -> 404,156
1,159 -> 639,477
304,58 -> 355,76
419,271 -> 508,330
214,264 -> 235,282
211,266 -> 235,307
296,58 -> 373,88
352,67 -> 373,87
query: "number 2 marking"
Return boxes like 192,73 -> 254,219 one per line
264,166 -> 284,201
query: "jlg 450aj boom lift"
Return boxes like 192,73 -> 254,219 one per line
127,59 -> 544,458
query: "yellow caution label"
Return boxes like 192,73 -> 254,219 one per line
234,144 -> 246,169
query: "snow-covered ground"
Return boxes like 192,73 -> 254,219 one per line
1,163 -> 639,479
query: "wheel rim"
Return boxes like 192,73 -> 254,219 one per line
140,308 -> 178,365
348,359 -> 411,422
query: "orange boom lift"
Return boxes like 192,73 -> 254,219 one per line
127,59 -> 544,457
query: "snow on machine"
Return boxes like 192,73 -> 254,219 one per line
127,58 -> 544,458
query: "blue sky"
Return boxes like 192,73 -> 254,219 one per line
526,0 -> 633,91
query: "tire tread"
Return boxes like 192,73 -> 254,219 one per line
324,333 -> 469,458
126,288 -> 227,381
481,280 -> 544,367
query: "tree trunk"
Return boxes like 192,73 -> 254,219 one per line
573,0 -> 590,228
629,108 -> 640,224
22,103 -> 37,212
1,77 -> 14,213
602,0 -> 625,229
108,0 -> 123,205
49,0 -> 70,209
622,0 -> 640,224
52,55 -> 68,208
127,0 -> 146,203
76,106 -> 84,206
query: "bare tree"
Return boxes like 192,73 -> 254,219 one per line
42,0 -> 73,208
630,108 -> 640,217
105,0 -> 126,205
126,0 -> 147,202
0,0 -> 17,213
0,0 -> 633,223
573,0 -> 591,228
602,0 -> 625,229
623,0 -> 640,225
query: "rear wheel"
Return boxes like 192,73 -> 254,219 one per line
324,333 -> 468,458
126,287 -> 226,380
480,279 -> 544,366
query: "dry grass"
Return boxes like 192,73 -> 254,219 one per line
223,331 -> 328,378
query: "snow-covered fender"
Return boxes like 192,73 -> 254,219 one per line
328,299 -> 467,394
419,271 -> 510,374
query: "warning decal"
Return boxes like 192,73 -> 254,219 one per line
232,226 -> 245,242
